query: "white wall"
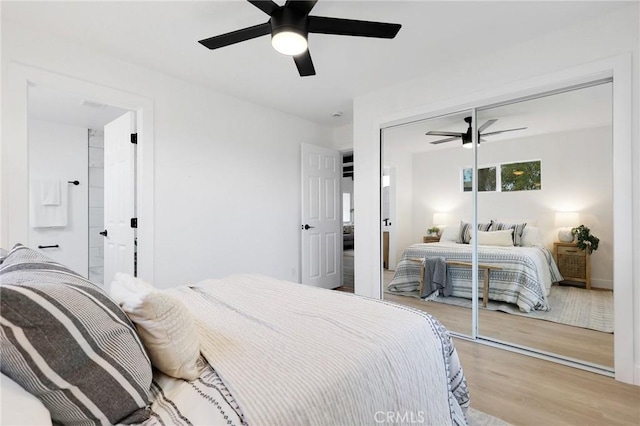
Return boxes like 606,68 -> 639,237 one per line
353,4 -> 639,383
1,22 -> 333,287
28,119 -> 88,277
332,124 -> 354,151
408,126 -> 613,288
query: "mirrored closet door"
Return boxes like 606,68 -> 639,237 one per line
381,109 -> 475,337
476,82 -> 613,369
380,80 -> 614,372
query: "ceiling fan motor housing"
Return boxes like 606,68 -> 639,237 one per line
270,7 -> 309,40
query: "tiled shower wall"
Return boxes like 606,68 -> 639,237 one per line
88,129 -> 104,285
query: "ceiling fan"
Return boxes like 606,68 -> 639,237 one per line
426,117 -> 527,148
198,0 -> 401,77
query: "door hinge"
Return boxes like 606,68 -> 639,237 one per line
131,133 -> 138,144
130,218 -> 138,228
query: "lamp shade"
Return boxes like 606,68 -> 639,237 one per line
433,212 -> 448,226
554,212 -> 579,228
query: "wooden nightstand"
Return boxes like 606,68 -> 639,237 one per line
423,235 -> 440,243
553,242 -> 591,290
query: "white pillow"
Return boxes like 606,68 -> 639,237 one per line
473,229 -> 514,246
439,225 -> 458,242
110,273 -> 202,381
1,374 -> 52,426
521,226 -> 542,246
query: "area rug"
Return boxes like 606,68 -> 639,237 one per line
468,407 -> 511,426
387,285 -> 613,333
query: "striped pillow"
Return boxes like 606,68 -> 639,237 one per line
0,245 -> 152,425
494,222 -> 527,246
457,221 -> 493,244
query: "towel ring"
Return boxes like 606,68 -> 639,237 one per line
68,180 -> 80,186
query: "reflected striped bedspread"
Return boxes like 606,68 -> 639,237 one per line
391,242 -> 563,313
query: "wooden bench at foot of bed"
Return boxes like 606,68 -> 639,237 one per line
408,258 -> 503,308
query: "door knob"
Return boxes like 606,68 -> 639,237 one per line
302,224 -> 315,230
99,230 -> 108,237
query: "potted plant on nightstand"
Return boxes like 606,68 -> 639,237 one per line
571,225 -> 599,254
427,226 -> 440,237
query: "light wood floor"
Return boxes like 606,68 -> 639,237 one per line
455,338 -> 640,425
383,293 -> 614,367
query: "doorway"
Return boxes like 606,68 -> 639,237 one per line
340,151 -> 355,292
5,63 -> 155,286
27,84 -> 138,289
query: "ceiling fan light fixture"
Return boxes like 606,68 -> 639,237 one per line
271,29 -> 307,56
462,141 -> 473,149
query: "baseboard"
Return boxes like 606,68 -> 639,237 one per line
591,278 -> 613,290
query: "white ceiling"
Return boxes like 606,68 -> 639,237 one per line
383,81 -> 613,154
28,85 -> 130,129
3,1 -> 629,127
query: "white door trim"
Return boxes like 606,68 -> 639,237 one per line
2,62 -> 155,284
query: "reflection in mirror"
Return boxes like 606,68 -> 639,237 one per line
476,82 -> 613,369
381,110 -> 474,337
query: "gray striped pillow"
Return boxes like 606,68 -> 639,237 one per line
0,245 -> 152,425
494,222 -> 527,246
457,221 -> 493,244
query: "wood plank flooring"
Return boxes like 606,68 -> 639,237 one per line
455,339 -> 640,425
383,293 -> 614,367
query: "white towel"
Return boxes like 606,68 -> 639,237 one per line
29,179 -> 68,228
39,180 -> 61,205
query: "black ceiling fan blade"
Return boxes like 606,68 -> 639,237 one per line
478,118 -> 498,133
482,127 -> 528,137
430,137 -> 460,145
294,50 -> 316,76
286,0 -> 318,15
426,131 -> 465,137
308,16 -> 401,38
198,23 -> 271,50
248,0 -> 279,16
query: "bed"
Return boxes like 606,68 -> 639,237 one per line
388,239 -> 563,313
0,244 -> 470,426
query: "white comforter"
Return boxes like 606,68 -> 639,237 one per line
159,274 -> 469,426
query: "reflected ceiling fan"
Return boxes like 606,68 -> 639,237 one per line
426,117 -> 527,148
198,0 -> 401,77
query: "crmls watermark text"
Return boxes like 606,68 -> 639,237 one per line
374,411 -> 426,424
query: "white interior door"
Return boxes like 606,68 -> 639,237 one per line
301,143 -> 342,289
103,111 -> 135,292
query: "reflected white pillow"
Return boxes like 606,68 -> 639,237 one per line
473,229 -> 514,246
521,226 -> 542,246
440,225 -> 459,242
110,273 -> 202,381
